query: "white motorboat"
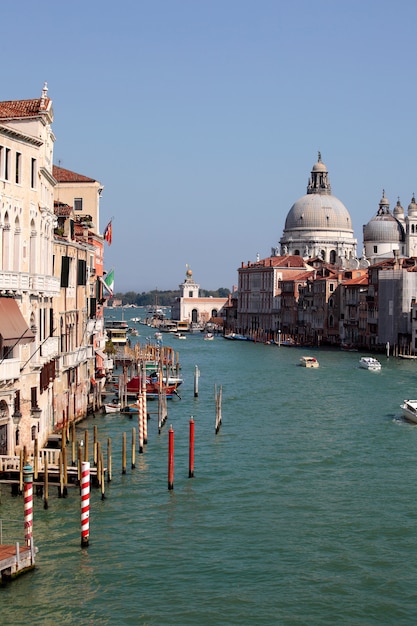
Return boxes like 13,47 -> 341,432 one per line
401,399 -> 417,424
300,356 -> 319,368
359,356 -> 382,371
204,333 -> 214,341
103,400 -> 121,413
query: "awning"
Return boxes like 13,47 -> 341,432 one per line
0,298 -> 35,347
95,349 -> 106,360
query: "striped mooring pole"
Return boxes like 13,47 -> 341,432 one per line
23,464 -> 34,547
168,425 -> 174,490
81,461 -> 90,548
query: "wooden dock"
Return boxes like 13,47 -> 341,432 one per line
0,539 -> 37,583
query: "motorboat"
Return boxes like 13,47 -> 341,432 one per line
103,399 -> 121,413
204,333 -> 214,341
299,356 -> 319,368
401,399 -> 417,424
359,356 -> 382,371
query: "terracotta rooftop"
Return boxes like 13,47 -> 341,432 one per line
0,97 -> 51,119
241,255 -> 306,270
53,165 -> 96,184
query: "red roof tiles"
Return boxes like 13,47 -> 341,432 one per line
0,98 -> 50,119
53,165 -> 96,184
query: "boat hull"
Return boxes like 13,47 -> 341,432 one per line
401,400 -> 417,424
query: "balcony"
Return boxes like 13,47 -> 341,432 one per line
0,271 -> 30,293
30,274 -> 61,296
0,358 -> 20,383
63,347 -> 88,368
40,336 -> 59,359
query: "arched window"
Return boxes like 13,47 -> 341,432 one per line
329,250 -> 336,264
192,309 -> 198,323
2,211 -> 10,270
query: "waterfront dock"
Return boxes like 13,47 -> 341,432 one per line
0,539 -> 37,583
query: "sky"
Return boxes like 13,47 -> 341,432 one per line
4,0 -> 417,292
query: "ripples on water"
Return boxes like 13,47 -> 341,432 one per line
2,329 -> 417,624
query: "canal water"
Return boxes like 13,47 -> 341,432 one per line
2,318 -> 417,625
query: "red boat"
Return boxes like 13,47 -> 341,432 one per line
126,376 -> 179,399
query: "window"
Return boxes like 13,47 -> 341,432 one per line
15,152 -> 22,183
373,245 -> 378,254
31,387 -> 39,410
31,158 -> 37,188
329,283 -> 334,292
74,198 -> 83,211
61,256 -> 70,287
77,259 -> 87,285
5,148 -> 10,180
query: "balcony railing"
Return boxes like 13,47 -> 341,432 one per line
40,336 -> 59,359
63,347 -> 89,368
0,358 -> 20,382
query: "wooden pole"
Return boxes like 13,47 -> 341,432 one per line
131,427 -> 136,469
84,430 -> 89,463
62,445 -> 68,497
122,432 -> 127,474
107,438 -> 112,483
19,449 -> 23,493
189,417 -> 195,478
194,365 -> 200,397
168,425 -> 174,490
93,425 -> 98,466
71,421 -> 76,465
43,453 -> 49,510
34,438 -> 39,481
100,453 -> 105,500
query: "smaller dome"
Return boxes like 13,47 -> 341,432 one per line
408,195 -> 417,215
312,160 -> 327,173
363,210 -> 405,243
393,198 -> 404,218
379,190 -> 389,208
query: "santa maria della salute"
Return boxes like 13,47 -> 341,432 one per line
277,152 -> 357,266
227,153 -> 417,353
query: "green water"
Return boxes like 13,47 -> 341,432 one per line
1,324 -> 417,625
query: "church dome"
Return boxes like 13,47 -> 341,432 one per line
363,192 -> 405,243
393,198 -> 404,219
408,195 -> 417,216
279,154 -> 356,264
285,193 -> 352,231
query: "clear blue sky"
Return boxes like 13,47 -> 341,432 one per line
4,0 -> 417,292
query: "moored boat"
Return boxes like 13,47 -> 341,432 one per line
401,399 -> 417,424
359,356 -> 382,371
300,356 -> 319,368
103,400 -> 122,413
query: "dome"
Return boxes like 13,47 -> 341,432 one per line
363,211 -> 405,243
408,195 -> 417,215
284,193 -> 353,231
393,198 -> 404,218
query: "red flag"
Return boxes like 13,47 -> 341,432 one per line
104,220 -> 112,245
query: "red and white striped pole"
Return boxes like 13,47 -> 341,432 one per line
81,461 -> 90,548
143,385 -> 148,445
23,465 -> 34,548
168,425 -> 174,490
138,392 -> 144,453
189,417 -> 195,478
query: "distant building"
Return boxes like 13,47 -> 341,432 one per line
277,153 -> 357,266
171,267 -> 227,330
